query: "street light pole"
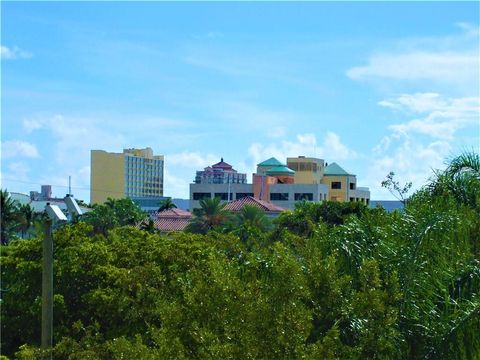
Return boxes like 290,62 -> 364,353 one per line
41,219 -> 53,354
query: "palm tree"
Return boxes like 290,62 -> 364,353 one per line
186,197 -> 230,234
235,205 -> 271,232
158,198 -> 177,212
18,203 -> 36,239
1,189 -> 20,244
430,151 -> 480,210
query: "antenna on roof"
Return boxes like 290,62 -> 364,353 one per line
221,157 -> 223,162
68,175 -> 71,196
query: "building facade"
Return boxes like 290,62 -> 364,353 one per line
194,158 -> 247,184
189,156 -> 369,210
91,147 -> 164,205
322,162 -> 370,204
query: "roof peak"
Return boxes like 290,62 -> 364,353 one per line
257,157 -> 285,167
324,162 -> 354,176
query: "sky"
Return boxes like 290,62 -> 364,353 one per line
1,1 -> 479,202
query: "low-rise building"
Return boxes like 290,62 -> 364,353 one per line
151,208 -> 192,232
322,162 -> 370,204
189,156 -> 369,210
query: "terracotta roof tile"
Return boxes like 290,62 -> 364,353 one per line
224,196 -> 286,212
155,208 -> 192,218
153,218 -> 191,232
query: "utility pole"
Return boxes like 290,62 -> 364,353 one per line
42,219 -> 53,357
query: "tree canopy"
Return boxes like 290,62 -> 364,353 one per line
1,152 -> 479,359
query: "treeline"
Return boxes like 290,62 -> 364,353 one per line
1,152 -> 479,359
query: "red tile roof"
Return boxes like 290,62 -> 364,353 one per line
152,208 -> 192,232
153,218 -> 191,232
224,196 -> 286,213
155,208 -> 192,218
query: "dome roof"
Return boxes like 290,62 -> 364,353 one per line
266,165 -> 295,175
257,157 -> 285,167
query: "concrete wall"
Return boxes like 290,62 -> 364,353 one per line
287,157 -> 324,184
269,183 -> 328,210
91,150 -> 125,204
322,175 -> 348,202
190,183 -> 253,210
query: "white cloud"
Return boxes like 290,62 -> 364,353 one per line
1,45 -> 32,59
367,92 -> 479,199
1,140 -> 40,159
366,135 -> 451,199
346,51 -> 478,87
346,23 -> 479,91
381,94 -> 479,140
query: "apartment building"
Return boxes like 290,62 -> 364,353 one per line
91,147 -> 164,205
189,156 -> 370,210
195,158 -> 247,184
190,158 -> 251,209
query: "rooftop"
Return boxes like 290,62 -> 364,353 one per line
224,196 -> 286,213
266,165 -> 295,175
257,157 -> 285,167
324,162 -> 354,176
212,157 -> 233,170
150,208 -> 192,232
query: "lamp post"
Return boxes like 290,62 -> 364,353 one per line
42,195 -> 83,356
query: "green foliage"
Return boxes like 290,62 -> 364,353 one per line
157,198 -> 177,212
185,197 -> 231,234
381,171 -> 413,205
1,189 -> 21,244
1,152 -> 479,359
80,197 -> 146,235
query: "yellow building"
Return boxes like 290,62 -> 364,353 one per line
321,162 -> 370,204
90,148 -> 164,205
286,156 -> 324,184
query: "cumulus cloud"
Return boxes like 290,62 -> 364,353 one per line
367,92 -> 479,199
346,23 -> 479,91
1,140 -> 40,159
1,45 -> 32,59
380,93 -> 479,140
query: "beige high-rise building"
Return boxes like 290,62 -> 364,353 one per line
90,148 -> 164,205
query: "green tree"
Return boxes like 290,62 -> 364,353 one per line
234,205 -> 271,232
186,197 -> 230,234
158,198 -> 177,212
81,198 -> 146,235
1,189 -> 20,244
18,203 -> 37,239
430,151 -> 480,210
381,171 -> 412,206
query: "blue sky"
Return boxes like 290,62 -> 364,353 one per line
1,2 -> 479,201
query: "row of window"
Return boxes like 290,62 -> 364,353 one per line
192,192 -> 329,202
192,192 -> 254,201
287,162 -> 320,172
